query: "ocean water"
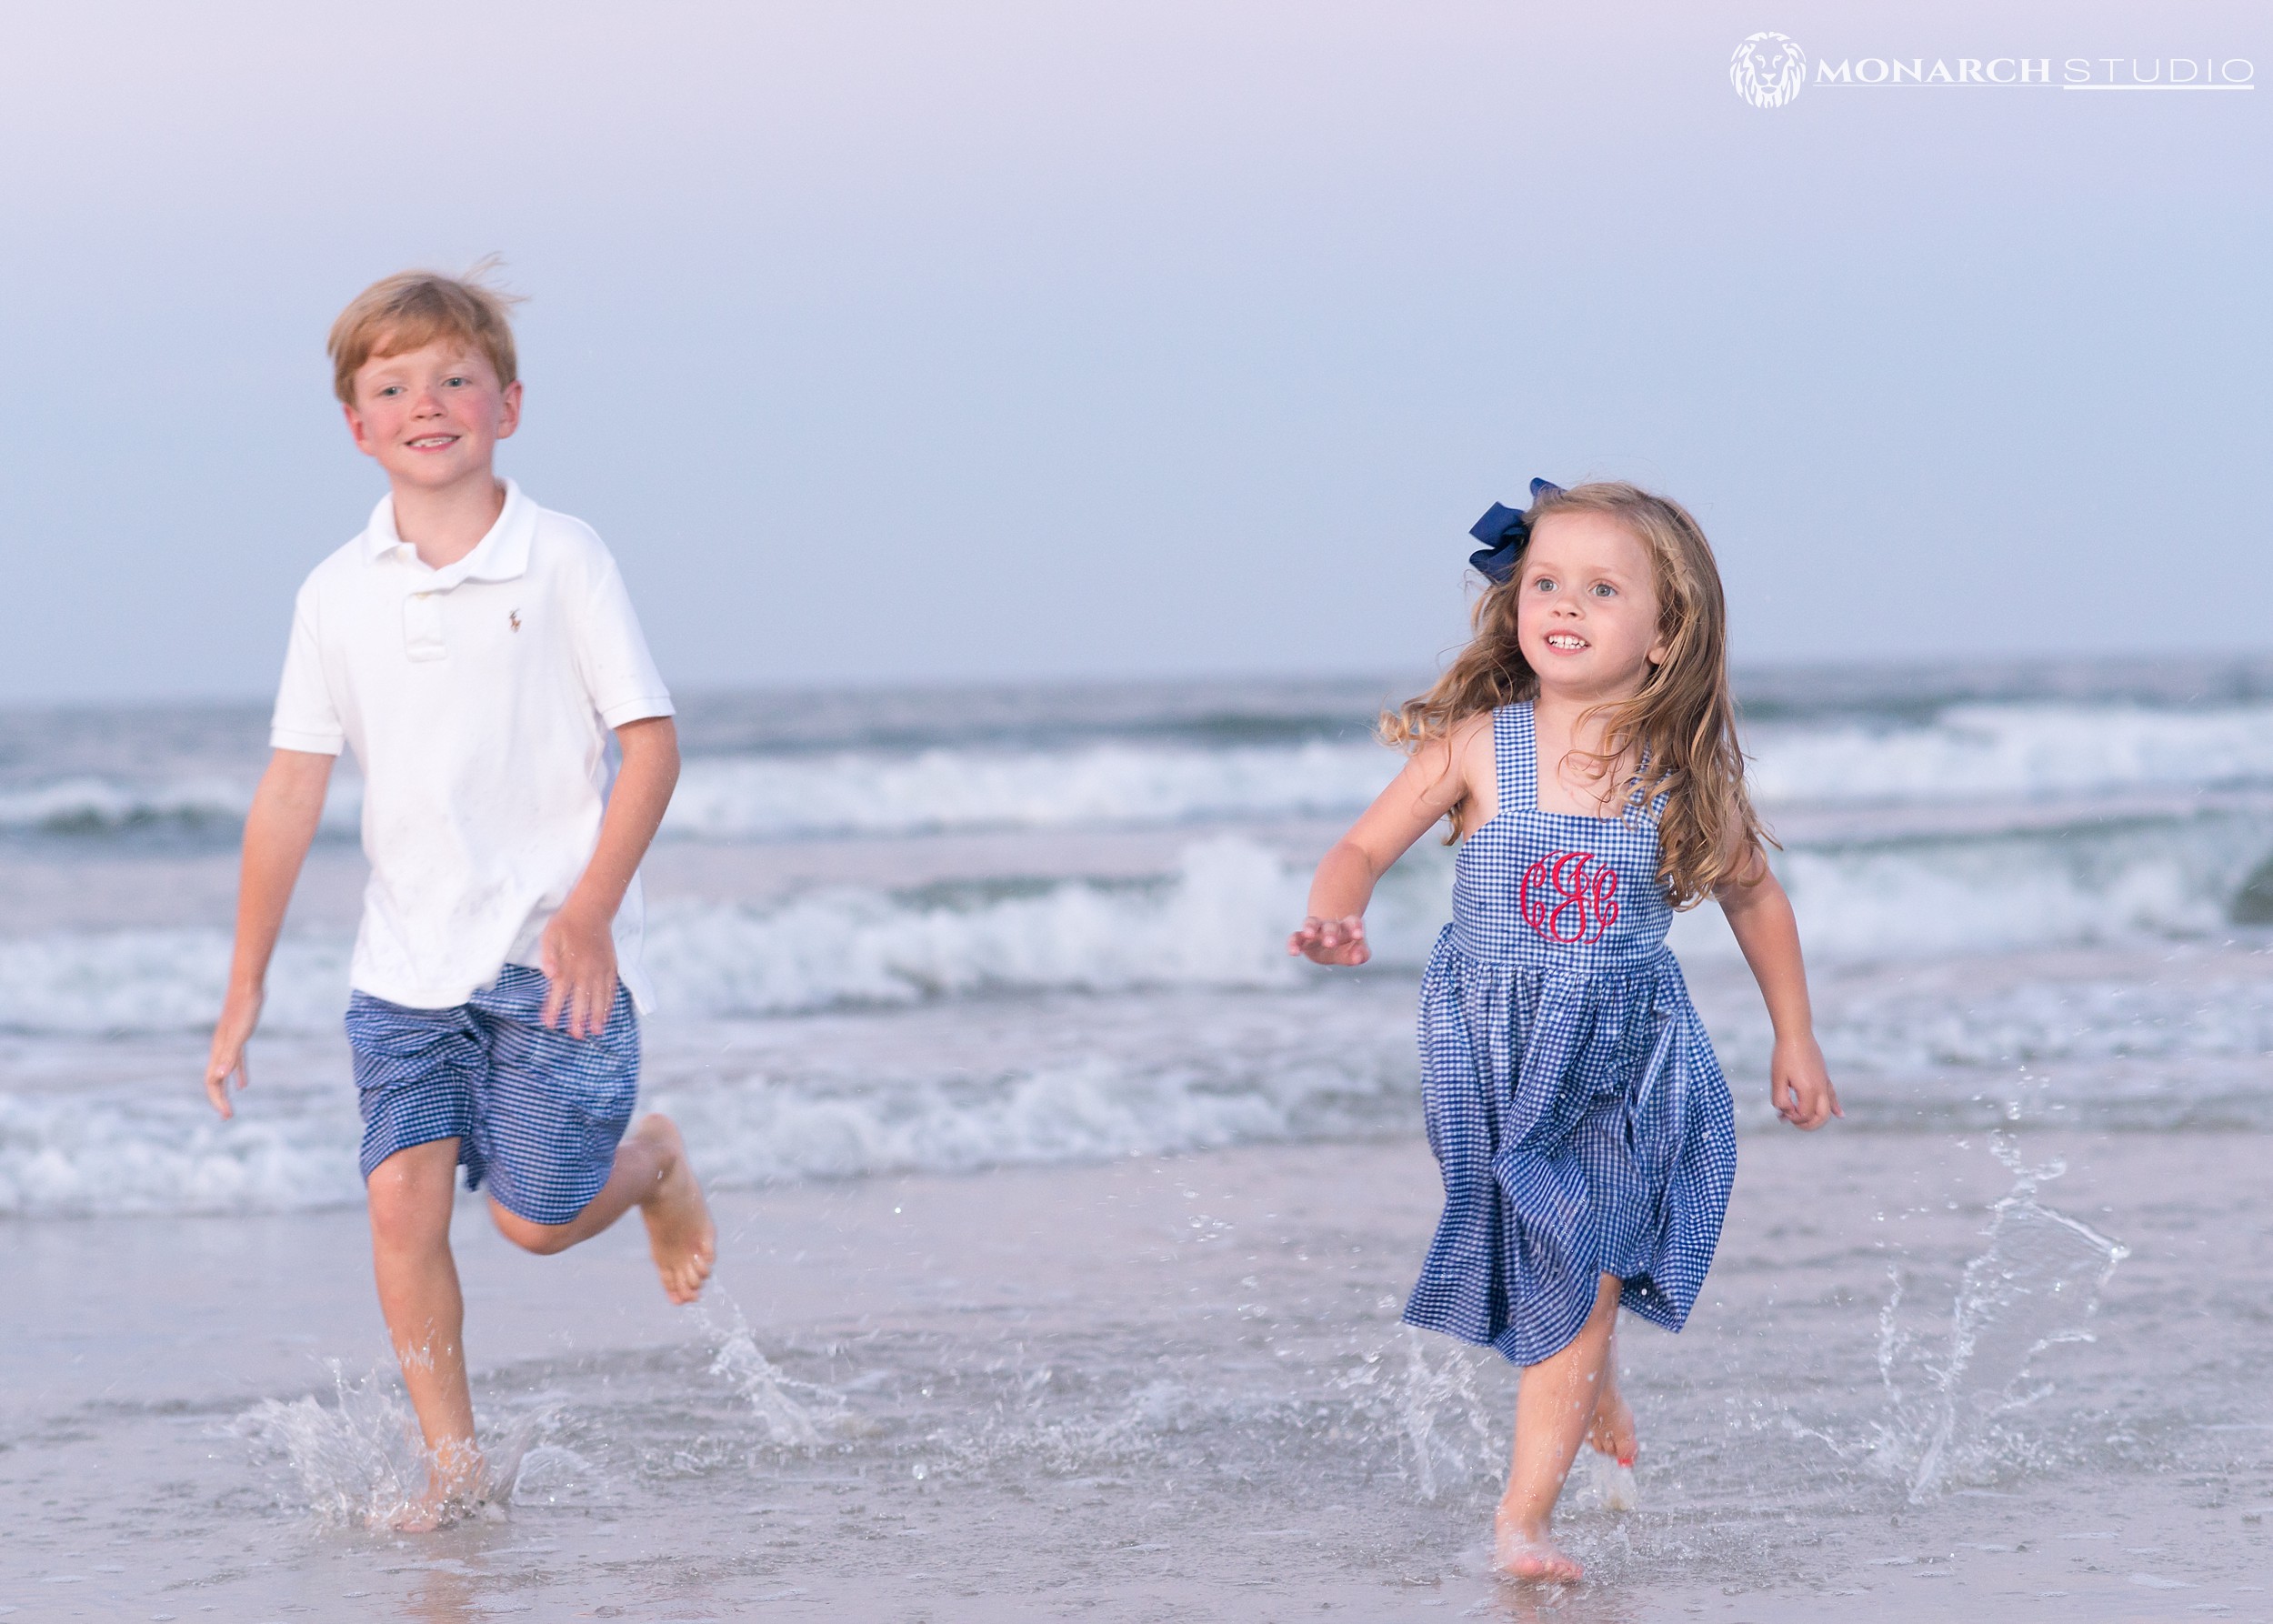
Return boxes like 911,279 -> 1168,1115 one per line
1,660 -> 2270,1619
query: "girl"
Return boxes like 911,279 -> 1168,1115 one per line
1289,480 -> 1839,1582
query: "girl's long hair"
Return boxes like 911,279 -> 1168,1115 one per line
1381,481 -> 1766,907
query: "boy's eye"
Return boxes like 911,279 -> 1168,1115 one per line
443,376 -> 468,387
377,384 -> 403,397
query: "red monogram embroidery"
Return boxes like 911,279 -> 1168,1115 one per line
1519,850 -> 1620,945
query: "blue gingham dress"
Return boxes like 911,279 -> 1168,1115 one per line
1403,703 -> 1737,1366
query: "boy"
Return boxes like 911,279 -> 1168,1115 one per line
204,269 -> 715,1528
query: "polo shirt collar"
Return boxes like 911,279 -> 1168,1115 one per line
363,479 -> 536,586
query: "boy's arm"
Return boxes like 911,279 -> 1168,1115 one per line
1716,847 -> 1842,1130
540,716 -> 681,1038
205,748 -> 335,1117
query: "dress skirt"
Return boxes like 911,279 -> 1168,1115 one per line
1400,925 -> 1738,1367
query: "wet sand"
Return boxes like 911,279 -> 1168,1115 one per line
3,1127 -> 2269,1621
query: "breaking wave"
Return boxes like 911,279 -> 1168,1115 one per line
0,811 -> 2267,1040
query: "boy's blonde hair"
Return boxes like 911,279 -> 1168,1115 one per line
327,265 -> 521,406
1383,481 -> 1767,907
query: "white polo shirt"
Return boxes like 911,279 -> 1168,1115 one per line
271,480 -> 674,1011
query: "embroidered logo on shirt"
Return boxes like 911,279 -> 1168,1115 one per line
509,610 -> 522,632
1520,850 -> 1621,945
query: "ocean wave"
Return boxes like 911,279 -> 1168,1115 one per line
0,986 -> 1425,1217
1747,702 -> 2273,806
0,1087 -> 359,1217
0,838 -> 1428,1036
5,701 -> 2271,843
7,957 -> 2273,1217
0,776 -> 367,837
666,702 -> 2273,836
0,776 -> 253,834
0,929 -> 353,1037
663,738 -> 1396,838
0,816 -> 2267,1038
1762,808 -> 2269,960
641,837 -> 1414,1014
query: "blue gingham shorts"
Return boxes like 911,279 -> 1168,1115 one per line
345,965 -> 640,1226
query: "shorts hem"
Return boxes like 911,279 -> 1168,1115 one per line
479,1169 -> 611,1228
357,1122 -> 474,1186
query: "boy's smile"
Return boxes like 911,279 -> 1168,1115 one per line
344,339 -> 522,496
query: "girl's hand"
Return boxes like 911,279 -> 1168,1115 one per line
1287,915 -> 1370,967
1770,1031 -> 1841,1129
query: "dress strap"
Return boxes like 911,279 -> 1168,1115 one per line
1634,747 -> 1668,823
1495,703 -> 1535,812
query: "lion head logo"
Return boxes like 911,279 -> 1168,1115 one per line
1729,32 -> 1807,108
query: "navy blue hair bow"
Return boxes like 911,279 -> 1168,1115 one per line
1467,477 -> 1565,585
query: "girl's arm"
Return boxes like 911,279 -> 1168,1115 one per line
205,747 -> 336,1117
1289,718 -> 1487,967
1716,847 -> 1841,1129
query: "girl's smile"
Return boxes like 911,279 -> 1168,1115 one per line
1515,510 -> 1667,697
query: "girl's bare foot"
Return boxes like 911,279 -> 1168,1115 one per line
1494,1506 -> 1585,1582
633,1115 -> 716,1304
1585,1380 -> 1637,1467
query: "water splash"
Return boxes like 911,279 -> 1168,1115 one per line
1568,1449 -> 1640,1513
701,1297 -> 846,1448
1871,1136 -> 2128,1500
1330,1329 -> 1502,1501
234,1362 -> 555,1529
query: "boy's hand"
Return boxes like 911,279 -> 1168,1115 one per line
1770,1030 -> 1842,1130
1287,914 -> 1370,967
205,984 -> 264,1118
540,903 -> 619,1039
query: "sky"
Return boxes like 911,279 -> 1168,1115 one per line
0,0 -> 2265,703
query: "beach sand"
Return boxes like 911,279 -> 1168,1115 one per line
4,1125 -> 2268,1621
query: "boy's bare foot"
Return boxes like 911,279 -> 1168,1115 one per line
390,1440 -> 487,1532
1585,1380 -> 1637,1467
1494,1507 -> 1585,1582
633,1114 -> 715,1305
390,1488 -> 476,1533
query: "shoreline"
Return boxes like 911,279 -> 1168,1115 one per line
4,1129 -> 2268,1619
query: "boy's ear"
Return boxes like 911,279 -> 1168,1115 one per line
342,401 -> 377,459
496,378 -> 524,442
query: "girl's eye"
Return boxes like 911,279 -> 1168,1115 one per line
1531,576 -> 1557,592
1590,582 -> 1617,598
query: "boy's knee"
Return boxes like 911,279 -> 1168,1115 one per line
488,1199 -> 575,1255
365,1141 -> 460,1249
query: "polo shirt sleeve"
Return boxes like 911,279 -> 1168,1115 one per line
268,577 -> 346,756
577,554 -> 675,729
